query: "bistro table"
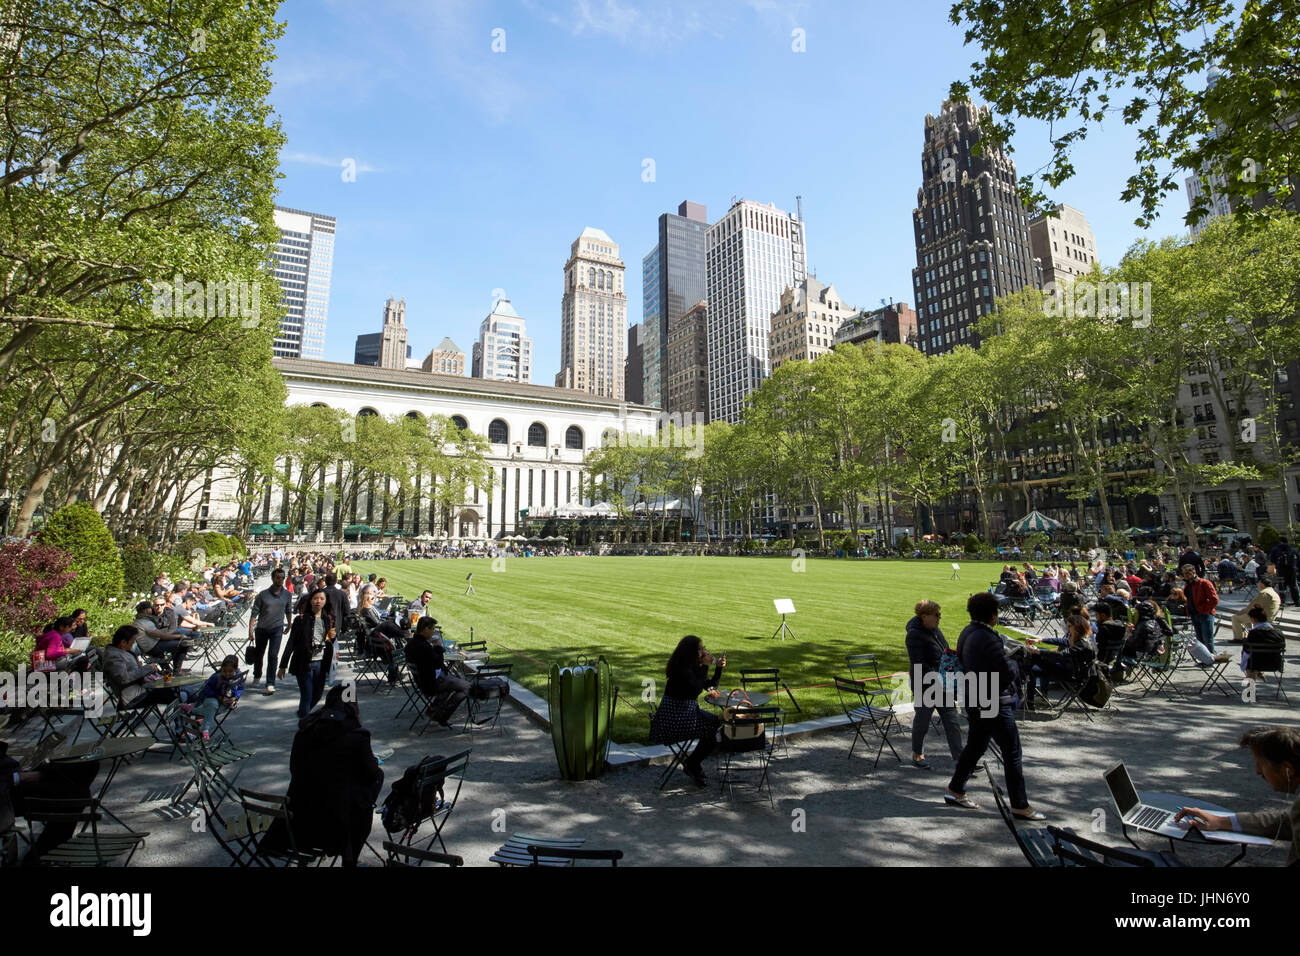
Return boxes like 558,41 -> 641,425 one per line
702,688 -> 773,708
47,735 -> 156,833
1126,791 -> 1270,866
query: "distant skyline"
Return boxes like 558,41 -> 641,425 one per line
270,0 -> 1192,379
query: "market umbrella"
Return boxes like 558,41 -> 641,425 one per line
1121,527 -> 1146,536
1204,524 -> 1238,535
1006,510 -> 1065,534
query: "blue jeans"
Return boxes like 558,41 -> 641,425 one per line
296,661 -> 324,718
949,704 -> 1029,810
1192,613 -> 1217,653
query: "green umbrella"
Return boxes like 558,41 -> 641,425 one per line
272,523 -> 290,533
1006,510 -> 1065,533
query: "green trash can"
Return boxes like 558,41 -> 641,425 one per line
548,656 -> 617,781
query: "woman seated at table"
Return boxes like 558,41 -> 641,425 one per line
1176,725 -> 1300,866
1026,614 -> 1096,701
33,616 -> 83,671
649,635 -> 726,786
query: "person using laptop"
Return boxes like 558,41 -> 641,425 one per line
1176,726 -> 1300,866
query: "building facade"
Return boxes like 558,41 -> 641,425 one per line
769,275 -> 853,371
910,100 -> 1040,356
422,337 -> 465,376
354,332 -> 381,367
625,323 -> 644,405
665,301 -> 708,419
642,201 -> 709,408
705,199 -> 807,423
472,299 -> 532,384
271,205 -> 335,360
1028,204 -> 1099,288
379,296 -> 408,370
833,302 -> 918,349
195,358 -> 658,539
557,228 -> 627,398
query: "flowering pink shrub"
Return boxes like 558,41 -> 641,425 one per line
0,540 -> 76,636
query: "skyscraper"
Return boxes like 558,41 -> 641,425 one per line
910,100 -> 1039,356
353,332 -> 381,366
625,323 -> 645,404
379,296 -> 408,370
642,201 -> 708,409
557,228 -> 627,399
472,298 -> 532,383
271,205 -> 335,359
705,199 -> 807,423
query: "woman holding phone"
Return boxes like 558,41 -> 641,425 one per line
650,635 -> 726,786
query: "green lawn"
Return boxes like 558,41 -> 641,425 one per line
352,556 -> 1018,743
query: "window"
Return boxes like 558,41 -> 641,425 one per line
527,423 -> 547,446
488,419 -> 509,444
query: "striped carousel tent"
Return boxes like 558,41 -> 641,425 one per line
1006,510 -> 1065,534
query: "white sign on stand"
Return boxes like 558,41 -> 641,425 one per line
772,599 -> 797,641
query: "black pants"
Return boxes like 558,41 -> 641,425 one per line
150,638 -> 188,671
1281,572 -> 1300,606
948,704 -> 1029,810
252,627 -> 283,686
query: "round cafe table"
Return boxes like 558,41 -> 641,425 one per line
47,735 -> 156,833
702,688 -> 773,708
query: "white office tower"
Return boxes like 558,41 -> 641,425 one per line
271,205 -> 335,359
472,298 -> 533,383
705,199 -> 806,423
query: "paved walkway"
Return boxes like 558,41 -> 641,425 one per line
10,594 -> 1296,867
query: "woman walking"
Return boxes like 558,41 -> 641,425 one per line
905,600 -> 964,769
279,589 -> 336,720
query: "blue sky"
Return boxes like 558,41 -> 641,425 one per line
271,0 -> 1190,373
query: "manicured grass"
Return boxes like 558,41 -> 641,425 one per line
352,556 -> 1018,743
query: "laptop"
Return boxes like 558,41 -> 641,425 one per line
1104,763 -> 1191,838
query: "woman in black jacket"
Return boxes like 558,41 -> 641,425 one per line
649,635 -> 726,785
278,589 -> 335,719
905,600 -> 964,769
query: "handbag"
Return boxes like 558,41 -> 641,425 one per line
243,643 -> 257,666
721,690 -> 764,741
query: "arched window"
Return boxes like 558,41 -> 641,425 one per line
358,407 -> 379,417
488,419 -> 508,444
528,422 -> 547,447
588,267 -> 596,287
450,415 -> 468,432
565,426 -> 584,450
405,411 -> 422,420
605,270 -> 613,291
310,402 -> 329,408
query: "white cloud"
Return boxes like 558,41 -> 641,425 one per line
282,151 -> 383,174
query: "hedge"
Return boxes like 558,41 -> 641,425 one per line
37,502 -> 124,605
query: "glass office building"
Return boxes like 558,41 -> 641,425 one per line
271,205 -> 335,359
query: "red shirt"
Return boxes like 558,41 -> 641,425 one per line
34,630 -> 71,660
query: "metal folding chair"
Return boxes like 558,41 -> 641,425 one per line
383,840 -> 463,867
717,704 -> 783,806
464,662 -> 512,733
833,676 -> 901,767
649,702 -> 698,791
739,667 -> 801,712
21,797 -> 149,867
392,749 -> 471,854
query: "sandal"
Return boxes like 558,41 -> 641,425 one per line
1013,808 -> 1047,821
945,792 -> 980,809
